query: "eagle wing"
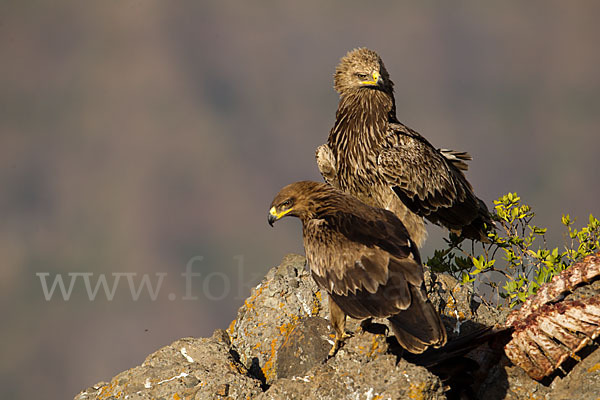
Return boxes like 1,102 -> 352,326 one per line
315,142 -> 469,187
304,209 -> 446,351
305,209 -> 423,318
377,123 -> 483,230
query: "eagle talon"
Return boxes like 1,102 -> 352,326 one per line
327,344 -> 338,358
328,331 -> 352,357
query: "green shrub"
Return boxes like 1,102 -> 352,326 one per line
426,193 -> 600,308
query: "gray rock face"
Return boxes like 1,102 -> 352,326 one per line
425,271 -> 508,339
74,330 -> 262,400
267,315 -> 445,400
274,316 -> 332,380
260,352 -> 444,400
227,253 -> 330,385
74,254 -> 600,400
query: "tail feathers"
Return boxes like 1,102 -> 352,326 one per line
404,326 -> 512,368
460,198 -> 496,242
438,148 -> 497,243
388,285 -> 447,354
439,149 -> 472,172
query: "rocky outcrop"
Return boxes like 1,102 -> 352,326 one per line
74,331 -> 262,400
227,254 -> 329,386
75,253 -> 600,400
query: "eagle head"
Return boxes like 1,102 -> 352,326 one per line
268,181 -> 337,225
333,48 -> 393,96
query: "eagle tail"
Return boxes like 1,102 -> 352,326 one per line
439,149 -> 472,171
403,325 -> 512,368
388,284 -> 447,354
459,198 -> 496,243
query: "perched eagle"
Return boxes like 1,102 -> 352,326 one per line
316,48 -> 493,247
268,181 -> 447,355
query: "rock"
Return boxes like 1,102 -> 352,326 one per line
260,348 -> 444,400
74,330 -> 262,400
227,253 -> 330,384
477,344 -> 600,400
425,271 -> 507,340
275,316 -> 332,380
266,313 -> 447,399
74,253 -> 600,400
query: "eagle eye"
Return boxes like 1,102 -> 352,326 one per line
356,73 -> 368,80
281,199 -> 293,208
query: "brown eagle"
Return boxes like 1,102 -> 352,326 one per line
316,48 -> 493,247
268,181 -> 447,355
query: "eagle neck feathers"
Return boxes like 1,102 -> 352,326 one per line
328,88 -> 395,192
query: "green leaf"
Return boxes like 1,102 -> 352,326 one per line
461,272 -> 471,284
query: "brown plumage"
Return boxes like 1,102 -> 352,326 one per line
268,181 -> 447,355
316,48 -> 493,247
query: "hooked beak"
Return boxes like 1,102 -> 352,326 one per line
268,212 -> 277,227
268,206 -> 292,226
361,71 -> 383,86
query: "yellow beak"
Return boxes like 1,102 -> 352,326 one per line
361,71 -> 383,86
268,207 -> 293,226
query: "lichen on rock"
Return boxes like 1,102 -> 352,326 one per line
74,253 -> 600,400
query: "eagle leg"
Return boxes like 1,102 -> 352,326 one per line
328,297 -> 350,357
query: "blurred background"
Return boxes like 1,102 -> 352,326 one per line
1,1 -> 599,399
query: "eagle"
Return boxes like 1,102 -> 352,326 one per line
268,181 -> 447,355
316,48 -> 493,247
